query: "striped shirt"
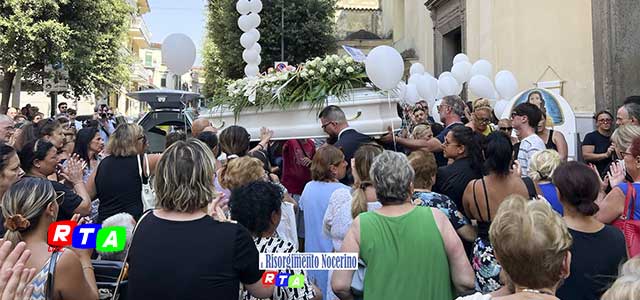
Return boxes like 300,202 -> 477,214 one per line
241,236 -> 316,300
517,134 -> 546,177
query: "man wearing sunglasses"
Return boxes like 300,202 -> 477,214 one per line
318,105 -> 371,185
511,103 -> 545,177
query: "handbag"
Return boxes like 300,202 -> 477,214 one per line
137,154 -> 156,211
350,259 -> 366,299
110,210 -> 153,300
612,182 -> 640,257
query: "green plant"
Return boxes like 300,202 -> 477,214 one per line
212,54 -> 367,116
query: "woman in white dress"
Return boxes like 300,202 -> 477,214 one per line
323,144 -> 383,300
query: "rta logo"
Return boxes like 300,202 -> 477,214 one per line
47,221 -> 126,252
261,271 -> 304,288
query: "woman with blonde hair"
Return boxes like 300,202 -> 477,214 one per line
3,177 -> 98,299
467,98 -> 494,136
600,257 -> 640,300
87,124 -> 157,222
457,194 -> 573,300
529,149 -> 564,215
411,124 -> 433,141
127,139 -> 272,299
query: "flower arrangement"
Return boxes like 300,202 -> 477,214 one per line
212,54 -> 368,116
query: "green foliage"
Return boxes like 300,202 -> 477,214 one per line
0,0 -> 131,103
215,54 -> 366,117
204,0 -> 337,99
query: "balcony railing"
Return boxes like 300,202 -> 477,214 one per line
130,16 -> 151,46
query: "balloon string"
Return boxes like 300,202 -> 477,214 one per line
388,92 -> 397,152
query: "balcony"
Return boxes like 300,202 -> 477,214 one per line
130,16 -> 151,49
131,61 -> 153,85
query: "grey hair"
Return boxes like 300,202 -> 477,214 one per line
611,125 -> 640,151
318,105 -> 347,123
369,151 -> 414,204
624,103 -> 640,123
97,213 -> 135,261
0,114 -> 12,123
442,95 -> 466,117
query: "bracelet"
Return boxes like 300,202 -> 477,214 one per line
257,143 -> 265,151
82,266 -> 94,270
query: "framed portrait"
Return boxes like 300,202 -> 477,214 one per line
513,88 -> 564,126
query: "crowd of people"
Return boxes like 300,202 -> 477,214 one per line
0,92 -> 637,300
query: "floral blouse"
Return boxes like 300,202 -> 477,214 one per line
412,191 -> 470,230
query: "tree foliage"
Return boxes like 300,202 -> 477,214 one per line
203,0 -> 337,98
0,0 -> 131,109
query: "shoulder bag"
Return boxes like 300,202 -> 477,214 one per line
612,182 -> 640,257
110,210 -> 153,300
137,154 -> 156,211
46,250 -> 63,300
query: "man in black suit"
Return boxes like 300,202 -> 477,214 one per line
319,105 -> 371,185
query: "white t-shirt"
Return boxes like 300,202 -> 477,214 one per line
518,134 -> 546,177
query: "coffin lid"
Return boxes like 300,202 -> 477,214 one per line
127,89 -> 201,109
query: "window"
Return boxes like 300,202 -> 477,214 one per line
145,51 -> 153,67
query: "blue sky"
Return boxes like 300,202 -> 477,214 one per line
143,0 -> 208,66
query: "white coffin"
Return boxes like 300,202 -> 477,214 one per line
201,88 -> 402,141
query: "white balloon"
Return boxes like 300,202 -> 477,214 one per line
365,45 -> 404,91
250,0 -> 263,13
439,71 -> 454,81
251,43 -> 262,54
245,64 -> 259,77
495,70 -> 519,100
426,75 -> 438,99
238,13 -> 260,32
240,29 -> 260,49
451,61 -> 472,84
432,100 -> 442,124
409,63 -> 425,76
242,48 -> 260,64
471,59 -> 493,78
494,100 -> 510,118
405,83 -> 419,105
162,33 -> 196,76
453,53 -> 469,65
468,75 -> 496,99
396,81 -> 407,100
236,0 -> 251,14
408,74 -> 422,86
438,76 -> 460,96
416,75 -> 436,102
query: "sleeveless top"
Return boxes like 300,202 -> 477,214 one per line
95,155 -> 143,223
30,253 -> 62,300
546,129 -> 558,151
360,207 -> 454,300
538,182 -> 564,215
472,178 -> 493,240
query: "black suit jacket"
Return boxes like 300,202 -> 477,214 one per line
334,129 -> 371,185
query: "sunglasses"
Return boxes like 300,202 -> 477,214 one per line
138,135 -> 147,143
598,119 -> 612,124
54,191 -> 65,206
500,127 -> 513,131
477,118 -> 492,125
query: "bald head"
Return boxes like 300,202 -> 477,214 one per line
192,118 -> 213,137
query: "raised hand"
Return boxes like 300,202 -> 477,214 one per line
607,161 -> 626,188
0,241 -> 36,300
61,154 -> 86,185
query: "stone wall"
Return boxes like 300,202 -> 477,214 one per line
592,0 -> 640,112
